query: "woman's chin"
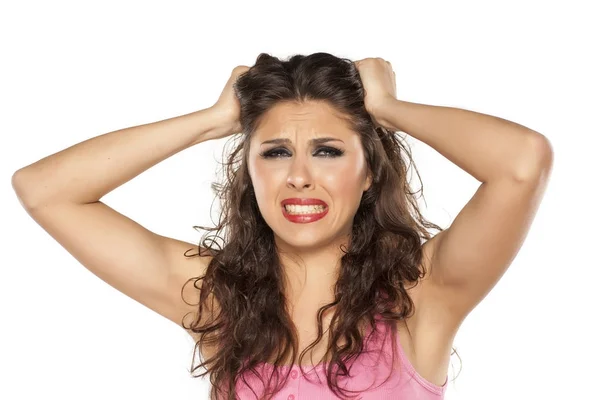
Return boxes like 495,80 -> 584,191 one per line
280,234 -> 323,249
274,229 -> 347,253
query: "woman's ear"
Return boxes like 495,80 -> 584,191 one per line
363,172 -> 373,192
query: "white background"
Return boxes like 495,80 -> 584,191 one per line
2,1 -> 597,399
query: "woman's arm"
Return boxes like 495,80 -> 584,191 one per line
12,106 -> 232,207
374,99 -> 553,183
373,97 -> 553,333
9,105 -> 235,330
9,66 -> 246,332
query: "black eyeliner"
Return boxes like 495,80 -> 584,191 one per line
260,146 -> 344,159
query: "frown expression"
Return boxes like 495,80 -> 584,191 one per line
247,101 -> 372,250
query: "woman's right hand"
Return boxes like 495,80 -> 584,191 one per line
208,65 -> 250,140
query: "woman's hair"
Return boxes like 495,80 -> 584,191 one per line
182,52 -> 460,400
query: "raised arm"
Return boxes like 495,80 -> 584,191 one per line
355,57 -> 553,338
11,66 -> 248,332
374,98 -> 553,333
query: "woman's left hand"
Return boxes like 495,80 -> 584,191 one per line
354,57 -> 397,130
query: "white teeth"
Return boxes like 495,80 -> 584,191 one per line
284,204 -> 326,215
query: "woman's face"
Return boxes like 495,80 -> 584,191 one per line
247,101 -> 372,251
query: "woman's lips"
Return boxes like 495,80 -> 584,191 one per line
281,205 -> 329,223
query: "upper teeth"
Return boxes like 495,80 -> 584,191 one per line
284,204 -> 326,214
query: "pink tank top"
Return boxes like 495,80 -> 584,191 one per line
233,315 -> 448,399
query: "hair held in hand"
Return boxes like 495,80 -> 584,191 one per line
180,52 -> 457,400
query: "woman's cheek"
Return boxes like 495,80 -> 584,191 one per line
252,162 -> 286,201
320,160 -> 364,192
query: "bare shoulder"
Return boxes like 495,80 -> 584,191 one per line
398,234 -> 455,387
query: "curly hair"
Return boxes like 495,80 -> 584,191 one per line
181,52 -> 458,400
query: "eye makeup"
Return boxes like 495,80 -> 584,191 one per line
259,146 -> 345,159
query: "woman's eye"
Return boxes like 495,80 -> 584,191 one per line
315,147 -> 344,157
260,146 -> 344,159
261,148 -> 291,158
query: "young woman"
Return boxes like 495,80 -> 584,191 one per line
12,52 -> 553,400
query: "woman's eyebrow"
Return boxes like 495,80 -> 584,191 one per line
260,137 -> 345,146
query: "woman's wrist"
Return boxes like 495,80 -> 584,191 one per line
193,106 -> 238,144
369,96 -> 402,132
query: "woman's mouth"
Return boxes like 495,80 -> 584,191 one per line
282,204 -> 329,223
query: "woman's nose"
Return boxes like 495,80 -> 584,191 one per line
286,160 -> 314,190
287,177 -> 313,190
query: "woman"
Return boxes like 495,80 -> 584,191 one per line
12,52 -> 553,400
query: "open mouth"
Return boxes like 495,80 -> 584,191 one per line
283,204 -> 327,215
281,204 -> 329,223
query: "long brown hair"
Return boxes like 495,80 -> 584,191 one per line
182,52 -> 457,399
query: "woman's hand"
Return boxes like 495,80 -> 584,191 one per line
354,57 -> 398,130
208,65 -> 250,140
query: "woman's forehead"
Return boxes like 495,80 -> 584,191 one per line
252,102 -> 357,144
